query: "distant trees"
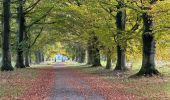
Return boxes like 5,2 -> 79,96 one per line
71,43 -> 86,63
35,50 -> 44,64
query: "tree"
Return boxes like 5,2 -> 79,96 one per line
34,50 -> 43,64
1,0 -> 14,71
87,41 -> 94,65
15,0 -> 25,68
73,43 -> 85,63
15,0 -> 52,66
91,33 -> 101,67
106,49 -> 112,69
24,51 -> 30,67
136,0 -> 160,76
114,0 -> 127,71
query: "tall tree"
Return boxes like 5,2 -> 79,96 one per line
15,0 -> 49,67
25,51 -> 30,67
106,49 -> 112,69
87,41 -> 93,65
114,1 -> 127,71
75,44 -> 85,63
136,0 -> 160,76
15,0 -> 25,68
35,50 -> 41,64
91,34 -> 101,67
1,0 -> 14,71
86,34 -> 101,67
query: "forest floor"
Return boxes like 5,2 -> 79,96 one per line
0,63 -> 170,100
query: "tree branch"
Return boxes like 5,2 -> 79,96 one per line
26,7 -> 53,29
28,27 -> 44,49
24,0 -> 41,14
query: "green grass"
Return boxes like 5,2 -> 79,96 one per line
68,62 -> 170,99
0,84 -> 23,98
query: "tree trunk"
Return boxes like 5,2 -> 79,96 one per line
35,51 -> 40,64
78,49 -> 85,63
136,13 -> 160,76
87,42 -> 93,65
15,0 -> 25,68
72,56 -> 75,61
91,35 -> 101,67
24,2 -> 29,67
106,50 -> 112,69
1,0 -> 14,71
73,44 -> 85,63
75,45 -> 85,63
41,53 -> 44,63
38,51 -> 42,63
25,51 -> 30,67
92,48 -> 101,67
115,45 -> 126,70
75,51 -> 79,62
114,1 -> 127,71
81,52 -> 86,63
29,54 -> 32,64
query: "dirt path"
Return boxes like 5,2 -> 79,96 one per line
49,64 -> 137,100
50,64 -> 104,100
18,63 -> 137,100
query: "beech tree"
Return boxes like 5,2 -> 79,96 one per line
87,33 -> 102,66
114,0 -> 127,70
15,0 -> 52,67
15,0 -> 25,68
1,0 -> 14,71
135,0 -> 160,76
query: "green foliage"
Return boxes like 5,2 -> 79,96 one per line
0,0 -> 169,63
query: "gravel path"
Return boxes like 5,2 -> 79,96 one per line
50,64 -> 105,100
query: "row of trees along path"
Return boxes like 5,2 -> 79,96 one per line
1,0 -> 170,77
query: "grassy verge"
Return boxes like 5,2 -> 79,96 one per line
68,62 -> 170,99
0,64 -> 51,99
